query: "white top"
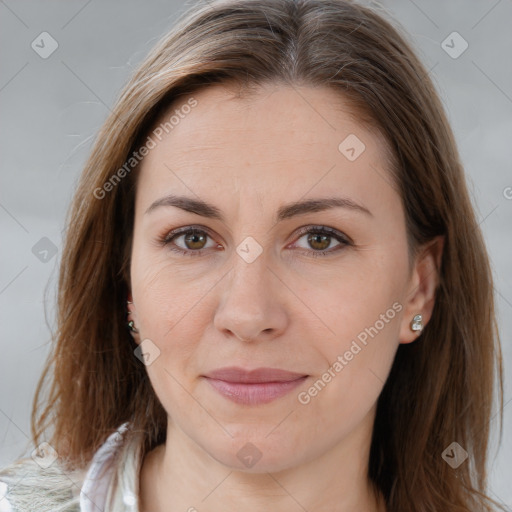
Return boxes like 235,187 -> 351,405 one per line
0,421 -> 141,512
80,422 -> 136,511
0,481 -> 13,512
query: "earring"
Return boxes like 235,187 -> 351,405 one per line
410,314 -> 423,333
127,300 -> 139,334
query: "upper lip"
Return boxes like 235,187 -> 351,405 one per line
203,366 -> 308,383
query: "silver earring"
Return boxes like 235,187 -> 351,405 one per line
410,314 -> 423,333
127,320 -> 139,334
127,300 -> 139,334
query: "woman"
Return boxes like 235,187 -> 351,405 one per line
0,0 -> 506,511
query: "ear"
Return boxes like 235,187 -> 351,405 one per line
399,236 -> 444,344
126,291 -> 141,345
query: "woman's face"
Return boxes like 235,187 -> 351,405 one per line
129,83 -> 433,472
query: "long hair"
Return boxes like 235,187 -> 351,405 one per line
27,0 -> 505,510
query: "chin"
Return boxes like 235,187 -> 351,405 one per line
200,431 -> 308,474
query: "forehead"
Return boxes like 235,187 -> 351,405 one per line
136,83 -> 397,211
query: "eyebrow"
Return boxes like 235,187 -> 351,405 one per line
145,194 -> 372,222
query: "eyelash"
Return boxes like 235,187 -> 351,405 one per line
158,225 -> 353,258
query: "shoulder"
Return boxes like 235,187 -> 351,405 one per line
0,422 -> 137,512
0,456 -> 85,512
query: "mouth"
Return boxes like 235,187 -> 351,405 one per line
202,366 -> 308,405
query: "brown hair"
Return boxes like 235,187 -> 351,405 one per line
29,0 -> 505,510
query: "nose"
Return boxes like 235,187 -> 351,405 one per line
213,251 -> 289,343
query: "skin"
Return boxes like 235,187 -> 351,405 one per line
127,83 -> 443,512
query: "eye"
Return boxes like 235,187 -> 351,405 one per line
158,225 -> 352,258
160,227 -> 220,256
291,225 -> 352,257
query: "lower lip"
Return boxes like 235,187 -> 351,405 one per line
204,376 -> 308,405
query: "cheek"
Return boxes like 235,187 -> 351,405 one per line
130,252 -> 212,391
303,247 -> 406,342
296,250 -> 406,407
307,294 -> 401,406
294,344 -> 395,452
296,286 -> 402,439
131,240 -> 213,329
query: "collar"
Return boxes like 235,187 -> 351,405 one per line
79,422 -> 136,512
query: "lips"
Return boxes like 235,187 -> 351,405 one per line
202,367 -> 308,405
203,366 -> 307,383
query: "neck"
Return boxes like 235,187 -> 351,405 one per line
139,408 -> 386,512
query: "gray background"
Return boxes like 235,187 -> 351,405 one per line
1,0 -> 511,507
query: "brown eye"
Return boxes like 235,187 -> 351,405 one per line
162,227 -> 218,256
307,233 -> 331,251
160,225 -> 351,258
183,231 -> 208,250
292,226 -> 352,257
